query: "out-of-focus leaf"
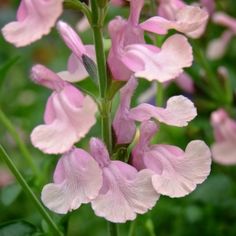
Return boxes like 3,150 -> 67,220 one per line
191,174 -> 234,206
0,182 -> 21,206
0,220 -> 37,236
0,56 -> 20,87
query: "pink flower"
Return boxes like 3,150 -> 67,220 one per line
207,30 -> 233,60
113,77 -> 138,144
41,147 -> 103,214
113,77 -> 196,144
129,93 -> 197,127
207,12 -> 236,60
122,34 -> 193,82
200,0 -> 215,15
142,5 -> 209,38
108,0 -> 193,82
211,109 -> 236,165
157,0 -> 185,20
108,0 -> 145,81
132,121 -> 211,197
0,167 -> 14,187
57,21 -> 96,83
110,0 -> 127,6
90,138 -> 159,223
1,0 -> 63,47
30,64 -> 97,154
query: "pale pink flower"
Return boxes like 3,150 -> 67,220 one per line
213,12 -> 236,32
41,147 -> 103,214
129,93 -> 197,127
108,0 -> 193,82
207,30 -> 233,60
157,0 -> 185,20
113,77 -> 196,145
90,138 -> 159,223
207,12 -> 236,59
108,0 -> 145,81
211,109 -> 236,165
110,0 -> 127,6
122,34 -> 193,82
142,5 -> 209,38
113,77 -> 138,144
1,0 -> 63,47
200,0 -> 215,15
132,121 -> 211,197
30,64 -> 97,154
0,167 -> 14,187
175,72 -> 195,94
57,21 -> 96,82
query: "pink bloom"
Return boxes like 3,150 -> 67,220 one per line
132,121 -> 211,197
90,138 -> 159,223
41,148 -> 103,214
0,167 -> 14,187
200,0 -> 215,15
122,34 -> 193,82
157,0 -> 185,20
110,0 -> 127,6
113,77 -> 196,144
175,72 -> 195,94
30,64 -> 97,154
207,30 -> 233,60
113,77 -> 138,144
1,0 -> 63,47
57,21 -> 96,82
108,0 -> 145,81
142,5 -> 209,38
129,94 -> 197,127
211,109 -> 236,165
213,12 -> 236,33
207,12 -> 236,59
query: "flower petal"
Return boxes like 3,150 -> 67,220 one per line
41,148 -> 103,214
211,141 -> 236,165
113,77 -> 138,144
31,85 -> 97,154
132,121 -> 211,197
129,95 -> 197,127
91,161 -> 159,223
31,64 -> 67,91
141,6 -> 208,38
2,0 -> 63,47
123,34 -> 193,82
150,141 -> 211,197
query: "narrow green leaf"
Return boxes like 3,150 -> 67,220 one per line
0,220 -> 37,236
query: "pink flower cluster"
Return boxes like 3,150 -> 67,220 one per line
1,0 -> 212,223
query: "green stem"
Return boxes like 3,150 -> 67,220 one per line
90,1 -> 119,235
0,146 -> 63,236
108,222 -> 119,236
63,0 -> 92,24
156,82 -> 164,106
128,220 -> 136,236
91,0 -> 109,98
0,108 -> 40,177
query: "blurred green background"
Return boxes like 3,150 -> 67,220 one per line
0,0 -> 236,235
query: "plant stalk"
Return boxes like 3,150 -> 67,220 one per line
0,108 -> 40,177
0,146 -> 63,236
90,1 -> 119,235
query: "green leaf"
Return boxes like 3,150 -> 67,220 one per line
76,78 -> 99,100
0,220 -> 37,236
0,182 -> 21,206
